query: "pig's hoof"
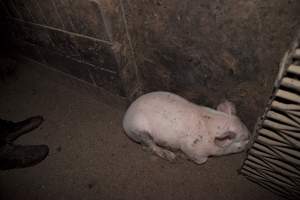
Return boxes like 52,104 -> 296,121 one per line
160,150 -> 176,161
193,156 -> 208,165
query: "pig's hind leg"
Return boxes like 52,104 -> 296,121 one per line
138,131 -> 176,161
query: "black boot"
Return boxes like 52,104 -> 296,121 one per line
0,144 -> 49,170
0,116 -> 44,142
0,116 -> 49,170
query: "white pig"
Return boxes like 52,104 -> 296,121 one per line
123,91 -> 250,164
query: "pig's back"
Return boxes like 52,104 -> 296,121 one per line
123,92 -> 203,145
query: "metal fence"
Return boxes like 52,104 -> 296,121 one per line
240,32 -> 300,200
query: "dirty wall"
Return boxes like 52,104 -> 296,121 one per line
0,0 -> 299,128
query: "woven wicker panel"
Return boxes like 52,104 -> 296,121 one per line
240,33 -> 300,200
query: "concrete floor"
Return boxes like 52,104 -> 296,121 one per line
0,58 -> 281,200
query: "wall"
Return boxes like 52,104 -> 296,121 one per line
119,0 -> 300,128
0,0 -> 300,127
0,0 -> 139,97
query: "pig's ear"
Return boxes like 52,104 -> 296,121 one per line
214,131 -> 236,147
217,100 -> 236,115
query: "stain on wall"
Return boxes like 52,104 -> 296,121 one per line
0,0 -> 299,128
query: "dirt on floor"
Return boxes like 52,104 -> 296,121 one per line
0,58 -> 281,200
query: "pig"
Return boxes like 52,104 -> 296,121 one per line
122,91 -> 250,165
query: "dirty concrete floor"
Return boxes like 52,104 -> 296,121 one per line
0,58 -> 281,200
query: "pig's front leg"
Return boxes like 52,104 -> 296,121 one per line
191,156 -> 208,165
185,149 -> 208,164
181,138 -> 208,165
